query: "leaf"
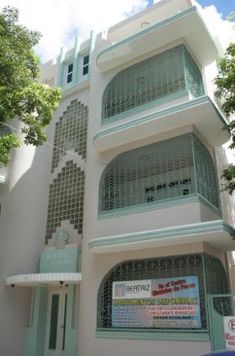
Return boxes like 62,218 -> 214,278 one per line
0,6 -> 61,165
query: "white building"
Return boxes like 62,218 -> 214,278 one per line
0,0 -> 235,355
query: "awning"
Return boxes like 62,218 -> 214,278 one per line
6,272 -> 82,287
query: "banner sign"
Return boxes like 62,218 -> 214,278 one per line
112,276 -> 201,328
224,316 -> 235,350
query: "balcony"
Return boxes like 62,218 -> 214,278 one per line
94,43 -> 229,152
94,96 -> 229,152
91,133 -> 235,252
96,6 -> 218,72
98,133 -> 219,215
101,45 -> 204,123
89,220 -> 235,253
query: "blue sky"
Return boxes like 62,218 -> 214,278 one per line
197,0 -> 235,17
147,0 -> 235,17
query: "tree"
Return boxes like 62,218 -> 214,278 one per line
215,43 -> 235,194
0,6 -> 61,166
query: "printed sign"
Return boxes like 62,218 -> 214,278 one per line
112,276 -> 201,328
224,316 -> 235,350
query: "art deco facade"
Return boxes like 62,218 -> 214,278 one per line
0,1 -> 234,355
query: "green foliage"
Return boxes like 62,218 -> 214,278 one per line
215,43 -> 235,194
0,6 -> 61,166
215,43 -> 235,116
0,133 -> 20,166
222,165 -> 235,195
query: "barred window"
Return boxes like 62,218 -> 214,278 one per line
97,253 -> 228,331
102,45 -> 204,123
99,134 -> 219,213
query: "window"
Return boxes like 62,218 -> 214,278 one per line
46,161 -> 85,242
82,55 -> 89,76
101,45 -> 204,122
99,134 -> 219,213
97,253 -> 229,331
66,63 -> 73,84
51,99 -> 88,172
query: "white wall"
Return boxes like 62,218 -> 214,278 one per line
0,140 -> 52,355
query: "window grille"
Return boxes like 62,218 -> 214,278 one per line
184,49 -> 204,98
102,45 -> 204,122
51,99 -> 88,172
97,253 -> 228,330
45,160 -> 85,242
192,136 -> 219,209
99,134 -> 218,213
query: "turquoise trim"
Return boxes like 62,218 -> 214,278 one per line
191,119 -> 198,192
64,286 -> 77,356
93,96 -> 229,144
203,256 -> 209,336
56,48 -> 65,87
24,287 -> 48,356
206,294 -> 233,351
101,89 -> 187,125
98,194 -> 221,220
24,286 -> 77,356
72,56 -> 79,84
96,329 -> 209,342
208,293 -> 235,298
39,246 -> 79,273
89,220 -> 235,250
97,7 -> 198,65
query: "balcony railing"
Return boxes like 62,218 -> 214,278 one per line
99,133 -> 219,214
101,45 -> 204,124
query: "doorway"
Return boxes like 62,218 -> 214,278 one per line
45,288 -> 68,356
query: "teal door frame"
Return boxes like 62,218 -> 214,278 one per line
207,293 -> 235,352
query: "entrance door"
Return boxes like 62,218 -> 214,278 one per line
45,288 -> 68,356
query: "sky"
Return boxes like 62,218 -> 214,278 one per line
197,0 -> 235,17
1,0 -> 234,62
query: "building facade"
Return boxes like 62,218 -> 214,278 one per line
0,1 -> 235,355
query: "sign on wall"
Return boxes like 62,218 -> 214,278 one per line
112,276 -> 201,328
39,247 -> 79,273
224,316 -> 235,350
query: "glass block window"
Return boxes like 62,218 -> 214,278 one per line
99,134 -> 219,213
51,99 -> 88,172
46,160 -> 85,242
102,45 -> 204,123
97,253 -> 228,330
